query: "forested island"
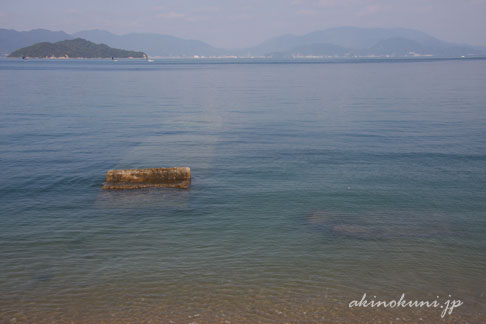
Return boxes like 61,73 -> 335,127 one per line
8,38 -> 147,59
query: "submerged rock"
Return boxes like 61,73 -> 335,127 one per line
331,224 -> 382,239
102,167 -> 191,190
306,210 -> 454,240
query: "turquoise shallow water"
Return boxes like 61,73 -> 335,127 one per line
0,58 -> 485,323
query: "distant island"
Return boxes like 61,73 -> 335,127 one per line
8,38 -> 147,59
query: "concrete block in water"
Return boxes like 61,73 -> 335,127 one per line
102,167 -> 191,189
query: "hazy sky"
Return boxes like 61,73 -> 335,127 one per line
1,0 -> 486,48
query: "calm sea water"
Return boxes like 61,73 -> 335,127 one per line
0,58 -> 485,323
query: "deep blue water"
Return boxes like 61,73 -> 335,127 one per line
0,58 -> 485,323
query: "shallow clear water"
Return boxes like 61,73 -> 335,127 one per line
0,58 -> 485,323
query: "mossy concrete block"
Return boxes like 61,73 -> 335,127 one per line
102,167 -> 191,189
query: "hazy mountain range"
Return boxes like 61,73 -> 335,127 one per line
245,27 -> 485,58
1,27 -> 484,58
0,28 -> 222,57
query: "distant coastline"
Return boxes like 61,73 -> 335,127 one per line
9,56 -> 147,60
3,56 -> 486,63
